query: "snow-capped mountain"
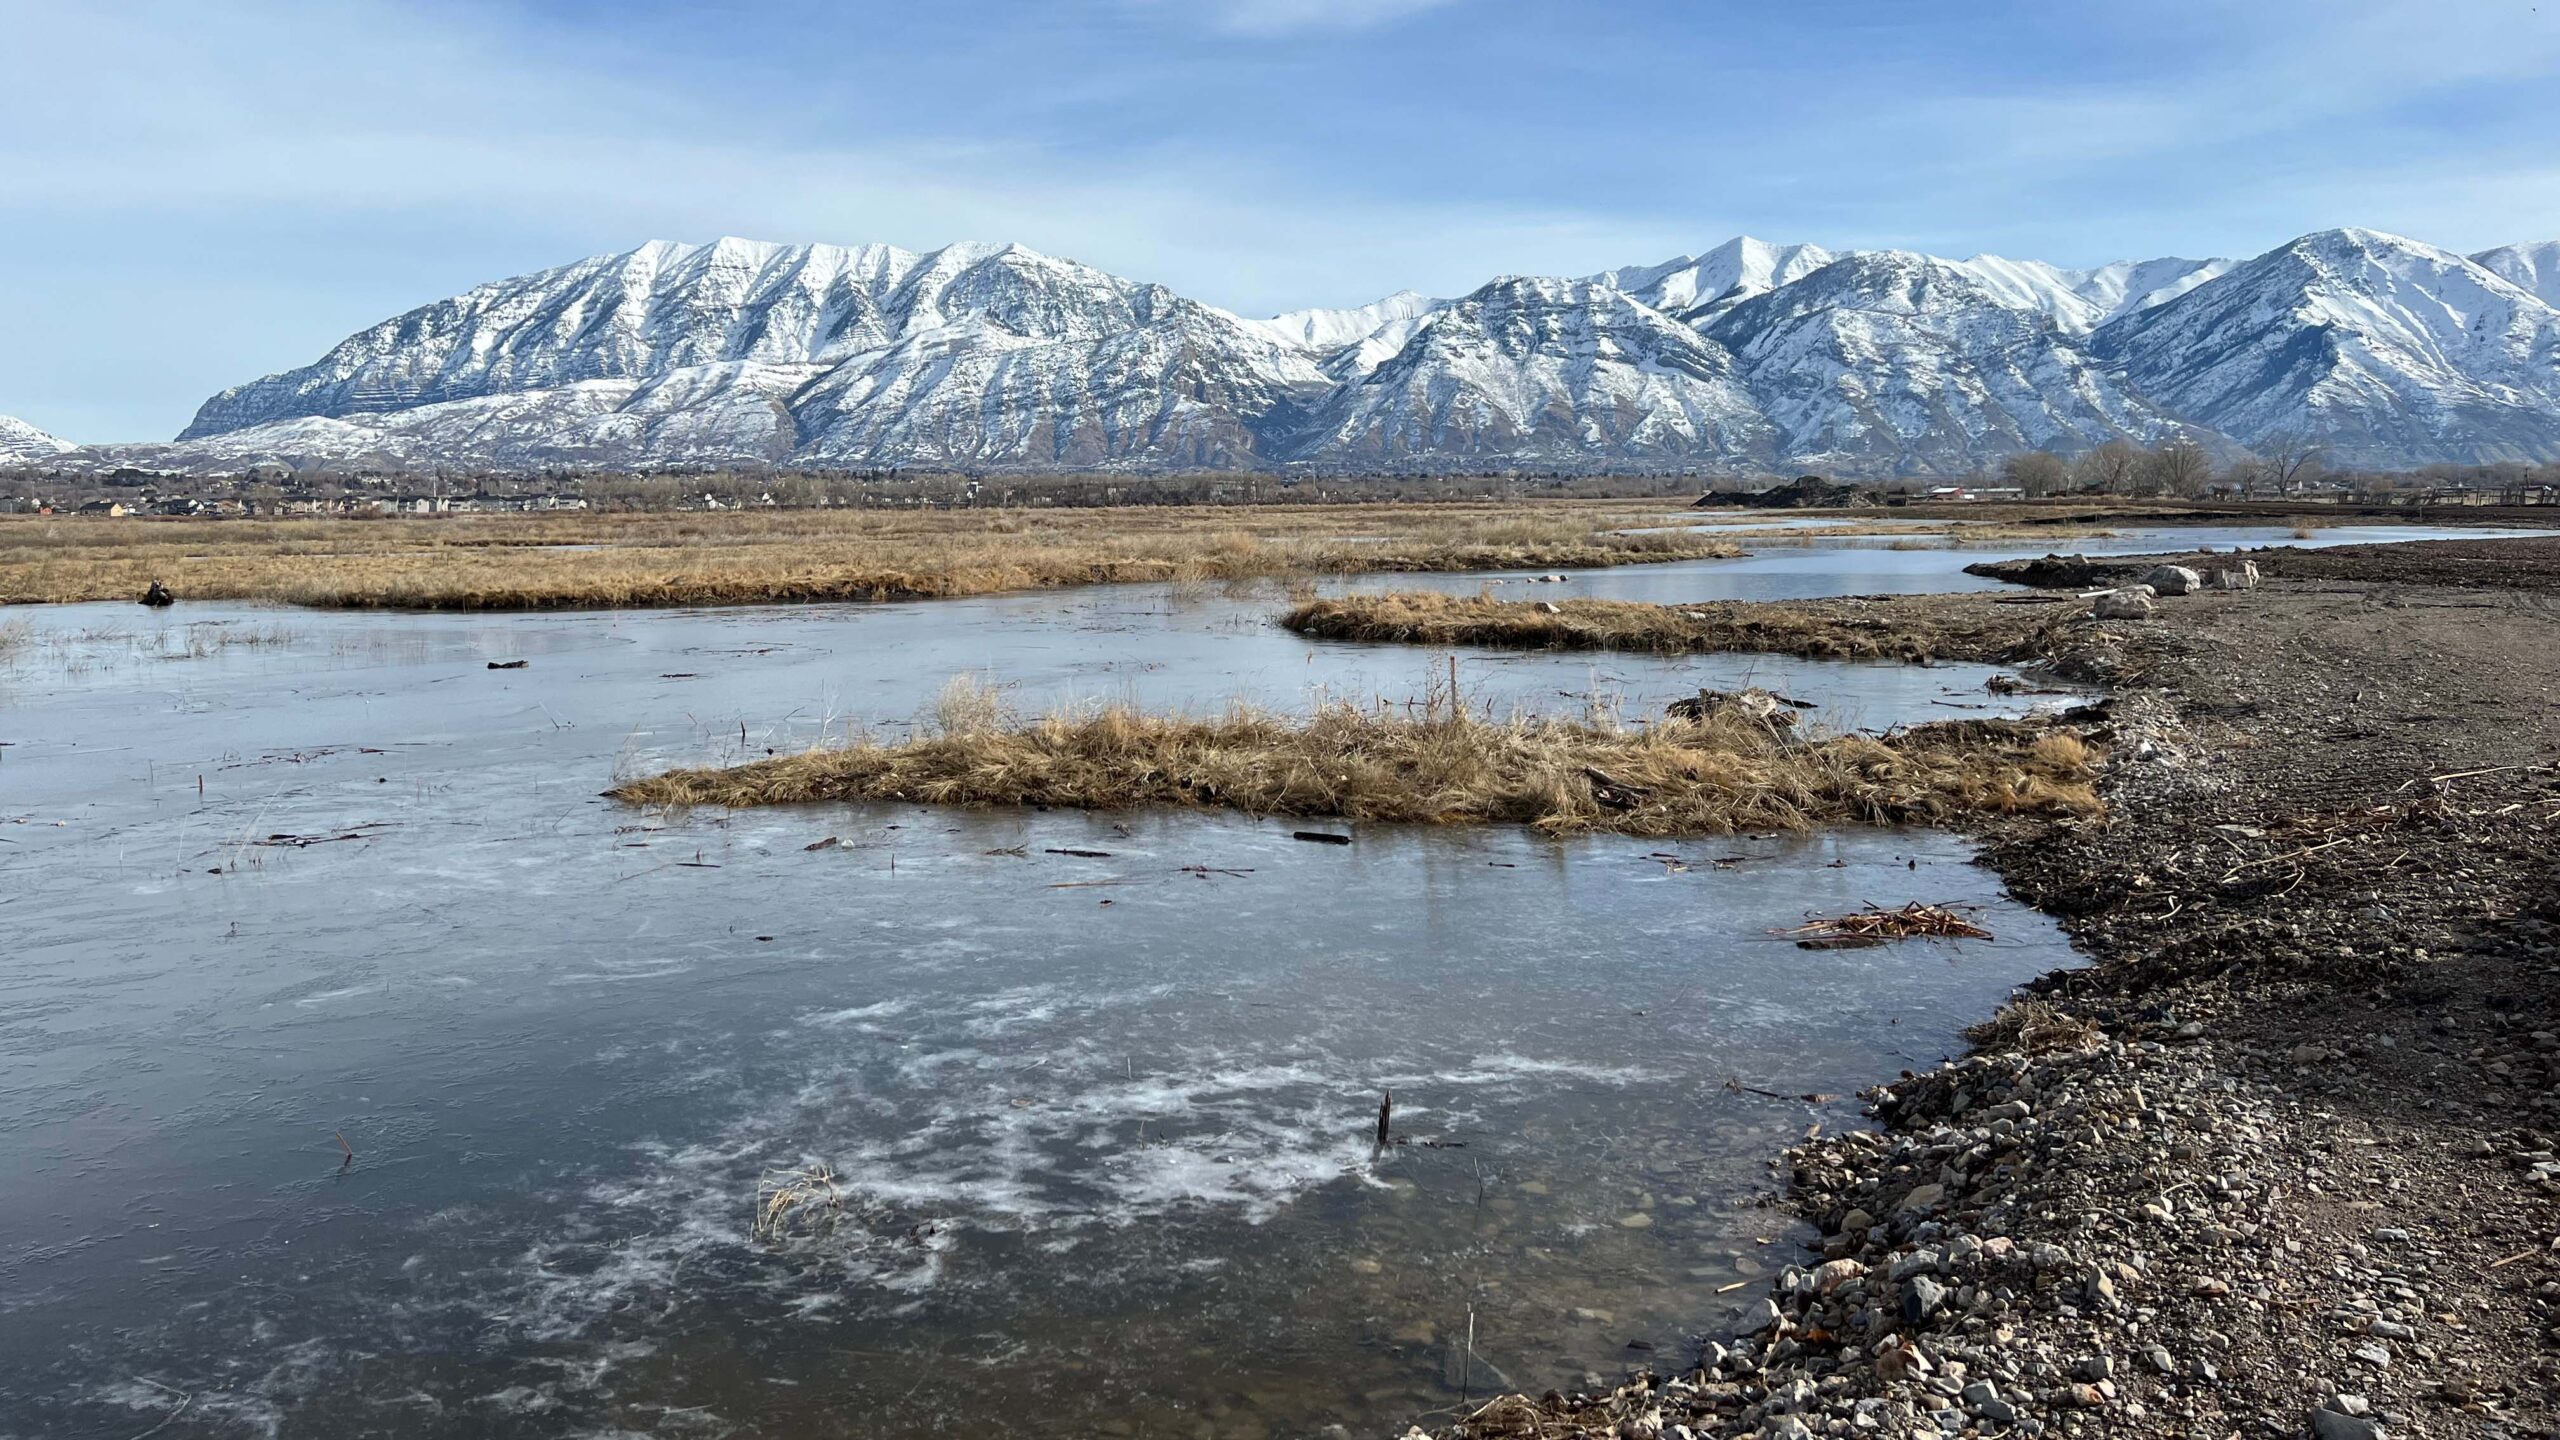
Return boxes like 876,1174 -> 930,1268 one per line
103,225 -> 2560,476
2473,240 -> 2560,309
170,238 -> 1329,471
2092,228 -> 2560,465
1291,276 -> 1772,465
1703,252 -> 2178,470
1948,254 -> 2232,334
1590,237 -> 1839,325
0,414 -> 74,463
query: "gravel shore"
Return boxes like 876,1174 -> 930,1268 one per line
1420,539 -> 2560,1440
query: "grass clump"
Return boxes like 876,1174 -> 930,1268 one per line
1281,591 -> 2066,666
611,702 -> 2103,838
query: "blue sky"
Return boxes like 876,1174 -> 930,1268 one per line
4,0 -> 2556,442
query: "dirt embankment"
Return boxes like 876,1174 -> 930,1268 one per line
1431,547 -> 2560,1440
1968,536 -> 2560,595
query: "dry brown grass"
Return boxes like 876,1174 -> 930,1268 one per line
609,699 -> 2103,838
0,501 -> 1734,611
1280,590 -> 2066,665
1962,996 -> 2104,1054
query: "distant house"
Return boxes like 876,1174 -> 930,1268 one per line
74,500 -> 130,517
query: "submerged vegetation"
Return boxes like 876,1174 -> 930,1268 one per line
611,681 -> 2102,838
1280,590 -> 2070,665
0,502 -> 1741,610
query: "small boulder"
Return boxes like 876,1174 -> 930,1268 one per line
2201,558 -> 2261,590
2090,586 -> 2157,621
140,580 -> 176,607
2141,564 -> 2204,596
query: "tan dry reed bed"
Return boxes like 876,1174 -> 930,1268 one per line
1280,590 -> 2071,665
0,502 -> 1732,610
610,699 -> 2102,838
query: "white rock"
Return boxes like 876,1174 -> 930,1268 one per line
2091,586 -> 2158,620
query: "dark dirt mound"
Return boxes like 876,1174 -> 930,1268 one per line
1694,475 -> 1888,510
2261,536 -> 2560,591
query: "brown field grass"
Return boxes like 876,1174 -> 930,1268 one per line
0,501 -> 1734,610
609,687 -> 2103,838
1280,591 -> 2066,665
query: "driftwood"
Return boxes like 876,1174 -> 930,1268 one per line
1581,766 -> 1653,810
1779,902 -> 1995,949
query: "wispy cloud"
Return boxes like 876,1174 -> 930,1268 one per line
1128,0 -> 1464,36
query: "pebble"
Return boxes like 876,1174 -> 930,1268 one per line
2311,1408 -> 2385,1440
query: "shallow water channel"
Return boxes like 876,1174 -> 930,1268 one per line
0,526 -> 2520,1438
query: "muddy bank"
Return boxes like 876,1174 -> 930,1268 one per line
1424,546 -> 2560,1438
1966,535 -> 2560,594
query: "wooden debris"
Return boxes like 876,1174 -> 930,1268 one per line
1780,902 -> 1994,949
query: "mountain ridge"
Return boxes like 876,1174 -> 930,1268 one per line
38,225 -> 2560,477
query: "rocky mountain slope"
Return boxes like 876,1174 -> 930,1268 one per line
2093,228 -> 2560,465
58,226 -> 2560,476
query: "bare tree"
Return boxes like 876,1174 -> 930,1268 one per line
2138,438 -> 2213,498
2000,451 -> 2069,499
2255,434 -> 2327,493
2073,439 -> 2143,495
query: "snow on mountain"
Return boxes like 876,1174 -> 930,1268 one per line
0,414 -> 75,462
1250,290 -> 1436,353
1944,254 -> 2231,333
2473,240 -> 2560,309
1589,237 -> 1836,324
2091,228 -> 2560,465
2064,256 -> 2235,323
141,226 -> 2560,475
174,238 -> 1328,470
1703,251 -> 2172,472
787,285 -> 1330,469
1290,276 -> 1772,467
1244,290 -> 1447,383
